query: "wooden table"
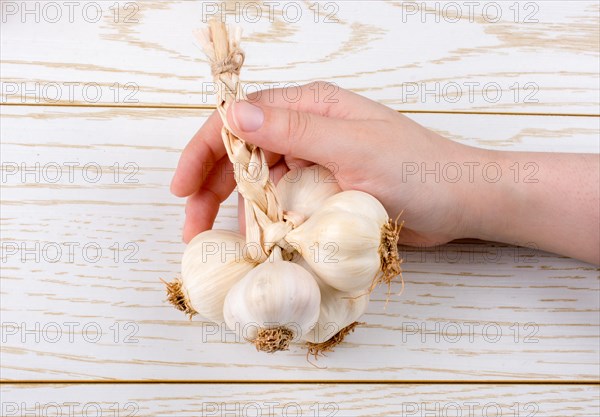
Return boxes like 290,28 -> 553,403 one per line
1,1 -> 599,415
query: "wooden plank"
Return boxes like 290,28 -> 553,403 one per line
1,106 -> 598,381
1,384 -> 599,416
1,1 -> 598,114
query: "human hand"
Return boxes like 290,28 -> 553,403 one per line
171,81 -> 484,246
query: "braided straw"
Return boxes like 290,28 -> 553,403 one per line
196,20 -> 288,263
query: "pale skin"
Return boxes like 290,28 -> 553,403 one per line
171,82 -> 600,265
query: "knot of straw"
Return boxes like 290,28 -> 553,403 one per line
197,20 -> 285,263
210,48 -> 245,76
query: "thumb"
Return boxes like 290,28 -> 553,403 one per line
226,100 -> 355,165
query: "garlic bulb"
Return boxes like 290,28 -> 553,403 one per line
276,164 -> 341,221
296,257 -> 370,344
164,229 -> 254,323
285,190 -> 402,293
223,248 -> 321,352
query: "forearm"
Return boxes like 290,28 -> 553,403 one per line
466,150 -> 600,264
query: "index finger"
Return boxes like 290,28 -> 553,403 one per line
171,110 -> 226,197
171,107 -> 285,198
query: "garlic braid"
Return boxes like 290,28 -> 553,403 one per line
196,20 -> 284,263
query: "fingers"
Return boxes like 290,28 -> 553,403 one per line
182,156 -> 237,243
226,100 -> 363,166
172,82 -> 376,199
171,110 -> 226,197
283,156 -> 313,171
245,81 -> 391,120
175,82 -> 385,240
270,159 -> 292,186
171,109 -> 282,198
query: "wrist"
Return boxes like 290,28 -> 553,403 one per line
457,148 -> 518,242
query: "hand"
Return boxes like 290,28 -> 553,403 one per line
171,81 -> 480,246
171,81 -> 599,264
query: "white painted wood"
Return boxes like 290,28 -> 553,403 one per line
1,106 -> 598,381
1,384 -> 599,416
1,1 -> 598,114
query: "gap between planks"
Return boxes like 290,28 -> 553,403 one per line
2,380 -> 599,385
1,102 -> 598,118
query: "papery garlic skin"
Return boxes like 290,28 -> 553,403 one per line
295,258 -> 370,344
276,165 -> 341,220
223,255 -> 321,352
173,230 -> 254,323
285,190 -> 392,292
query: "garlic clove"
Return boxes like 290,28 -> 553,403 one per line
223,255 -> 321,353
276,164 -> 341,221
165,229 -> 254,324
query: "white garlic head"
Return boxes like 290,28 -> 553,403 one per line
285,190 -> 400,293
295,257 -> 370,344
165,229 -> 254,323
223,255 -> 321,352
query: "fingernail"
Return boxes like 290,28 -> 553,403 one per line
232,100 -> 264,132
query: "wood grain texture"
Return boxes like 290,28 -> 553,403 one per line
1,1 -> 598,114
1,106 -> 598,381
2,384 -> 599,416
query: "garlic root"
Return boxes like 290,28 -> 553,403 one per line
372,218 -> 404,294
162,278 -> 197,319
306,321 -> 362,360
253,327 -> 295,353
